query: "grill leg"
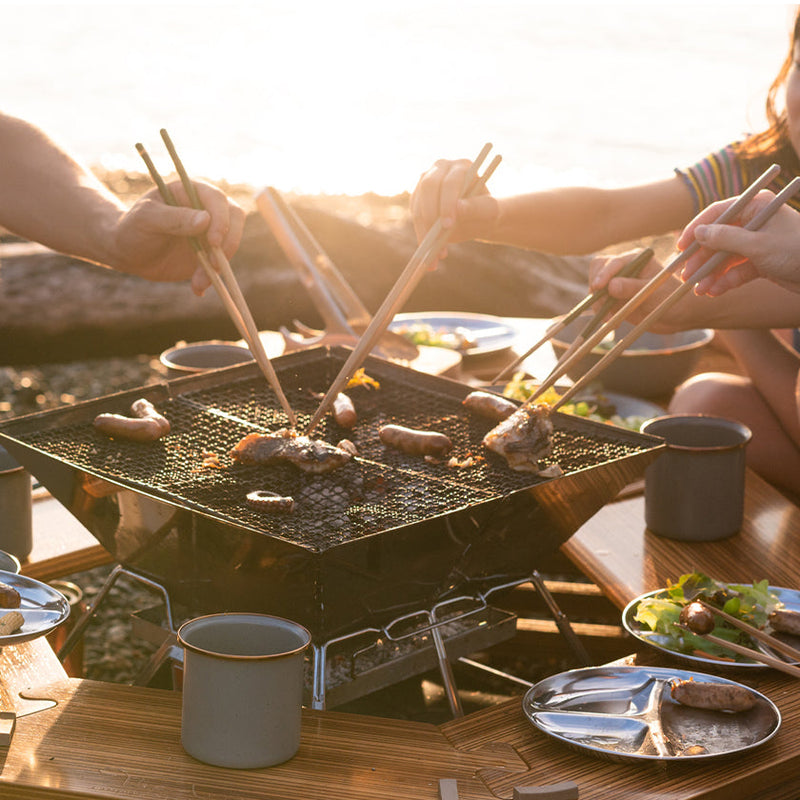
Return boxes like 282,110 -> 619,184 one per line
429,612 -> 463,718
529,570 -> 592,667
56,564 -> 176,664
57,564 -> 125,662
310,643 -> 327,710
133,634 -> 183,687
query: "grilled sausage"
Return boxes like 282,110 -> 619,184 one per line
462,391 -> 517,421
769,608 -> 800,637
332,393 -> 357,429
670,678 -> 756,712
679,602 -> 715,635
379,424 -> 453,458
0,582 -> 20,609
0,610 -> 23,636
94,398 -> 171,442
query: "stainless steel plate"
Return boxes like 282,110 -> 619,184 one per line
0,569 -> 70,646
389,312 -> 519,357
623,586 -> 800,668
523,666 -> 780,761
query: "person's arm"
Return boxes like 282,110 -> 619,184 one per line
0,113 -> 244,294
409,156 -> 695,256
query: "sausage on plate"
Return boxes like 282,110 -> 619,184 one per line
0,582 -> 20,609
769,608 -> 800,637
670,678 -> 756,712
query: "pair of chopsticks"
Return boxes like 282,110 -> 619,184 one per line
675,599 -> 800,679
305,143 -> 502,435
521,164 -> 800,412
493,247 -> 654,385
136,130 -> 296,426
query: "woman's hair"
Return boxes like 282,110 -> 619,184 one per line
735,8 -> 800,175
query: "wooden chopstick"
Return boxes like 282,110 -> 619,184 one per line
492,247 -> 653,385
536,247 -> 655,388
525,163 -> 781,406
143,130 -> 296,426
551,175 -> 800,410
305,144 -> 501,435
674,623 -> 800,679
696,598 -> 800,664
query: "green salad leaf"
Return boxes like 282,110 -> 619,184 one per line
633,571 -> 783,662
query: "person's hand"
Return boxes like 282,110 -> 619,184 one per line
111,180 -> 246,296
587,249 -> 700,333
677,190 -> 800,296
408,158 -> 498,264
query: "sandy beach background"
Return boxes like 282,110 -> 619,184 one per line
1,3 -> 794,199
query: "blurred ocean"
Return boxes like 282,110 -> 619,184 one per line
0,2 -> 794,197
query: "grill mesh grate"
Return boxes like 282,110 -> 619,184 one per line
12,352 -> 652,551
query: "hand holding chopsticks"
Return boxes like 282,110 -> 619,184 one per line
137,131 -> 297,426
492,247 -> 654,385
520,163 -> 787,410
305,143 -> 502,435
550,173 -> 800,411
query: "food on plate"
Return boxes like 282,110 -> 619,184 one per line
93,397 -> 171,442
670,678 -> 756,712
633,572 -> 784,662
0,582 -> 21,609
768,608 -> 800,636
332,392 -> 357,428
679,602 -> 715,635
378,424 -> 453,458
0,610 -> 23,636
392,322 -> 477,351
245,490 -> 296,513
482,403 -> 561,475
462,390 -> 517,421
231,430 -> 352,474
501,372 -> 650,431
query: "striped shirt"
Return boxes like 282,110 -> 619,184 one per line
676,144 -> 800,213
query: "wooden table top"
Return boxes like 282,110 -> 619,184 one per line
1,646 -> 799,800
562,467 -> 800,610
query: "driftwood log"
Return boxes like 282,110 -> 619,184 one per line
0,195 -> 593,364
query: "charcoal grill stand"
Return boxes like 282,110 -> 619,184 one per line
56,565 -> 176,663
309,570 -> 591,717
57,564 -> 590,719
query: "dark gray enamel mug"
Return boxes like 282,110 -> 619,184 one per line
640,415 -> 751,542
